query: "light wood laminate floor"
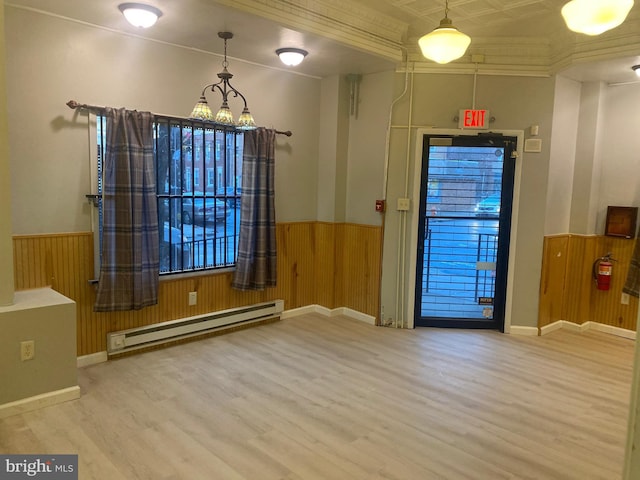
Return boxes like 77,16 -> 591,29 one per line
0,314 -> 636,479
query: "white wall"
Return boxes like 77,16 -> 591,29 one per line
598,82 -> 640,234
546,75 -> 581,235
0,4 -> 14,306
345,70 -> 394,225
7,5 -> 640,332
569,82 -> 607,235
0,288 -> 77,407
379,72 -> 556,329
4,6 -> 321,234
317,75 -> 350,223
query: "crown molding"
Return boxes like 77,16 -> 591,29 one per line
405,36 -> 552,77
550,18 -> 640,74
400,62 -> 551,78
405,22 -> 640,79
210,1 -> 640,77
211,0 -> 407,62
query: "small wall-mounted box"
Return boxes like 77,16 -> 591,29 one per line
605,206 -> 638,239
397,198 -> 410,211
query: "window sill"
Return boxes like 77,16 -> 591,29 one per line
159,266 -> 236,282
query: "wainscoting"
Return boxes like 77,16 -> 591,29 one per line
539,234 -> 639,331
13,222 -> 383,356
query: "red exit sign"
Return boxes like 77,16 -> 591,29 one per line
459,109 -> 490,129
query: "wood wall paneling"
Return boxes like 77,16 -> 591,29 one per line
539,234 -> 639,331
592,236 -> 638,330
13,222 -> 383,356
313,222 -> 337,310
15,228 -> 638,358
538,235 -> 569,328
334,224 -> 382,319
563,235 -> 597,325
270,222 -> 320,310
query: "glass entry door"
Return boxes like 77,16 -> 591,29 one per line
414,134 -> 517,330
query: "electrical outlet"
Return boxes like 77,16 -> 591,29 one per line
622,293 -> 630,305
397,198 -> 410,211
188,291 -> 197,306
20,340 -> 35,361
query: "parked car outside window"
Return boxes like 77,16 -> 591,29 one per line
216,186 -> 241,208
474,194 -> 501,216
182,196 -> 228,224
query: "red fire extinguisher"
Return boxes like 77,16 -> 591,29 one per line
592,253 -> 615,291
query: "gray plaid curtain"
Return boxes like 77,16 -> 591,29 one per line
94,108 -> 159,311
232,128 -> 277,290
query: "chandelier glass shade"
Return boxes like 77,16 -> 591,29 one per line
118,3 -> 162,28
418,1 -> 470,64
189,32 -> 257,130
561,0 -> 634,35
276,48 -> 308,66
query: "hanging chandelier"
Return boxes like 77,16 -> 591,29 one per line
189,32 -> 257,130
418,0 -> 471,64
561,0 -> 634,35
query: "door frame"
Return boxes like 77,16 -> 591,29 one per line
407,128 -> 524,331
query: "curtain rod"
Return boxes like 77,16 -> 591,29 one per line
66,100 -> 293,137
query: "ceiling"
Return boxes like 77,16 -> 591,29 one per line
5,0 -> 640,84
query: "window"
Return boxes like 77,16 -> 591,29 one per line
96,116 -> 243,275
194,167 -> 200,188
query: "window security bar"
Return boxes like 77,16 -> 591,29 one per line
79,99 -> 281,277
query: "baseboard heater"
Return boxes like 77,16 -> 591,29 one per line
107,299 -> 284,355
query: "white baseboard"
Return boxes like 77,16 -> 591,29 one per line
77,351 -> 108,368
314,305 -> 333,317
280,305 -> 318,319
589,322 -> 636,340
540,320 -> 636,340
539,321 -> 565,335
283,305 -> 376,325
329,307 -> 377,325
0,386 -> 80,419
508,325 -> 539,336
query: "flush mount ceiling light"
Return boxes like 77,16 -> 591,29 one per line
561,0 -> 634,35
633,65 -> 640,77
276,48 -> 308,66
118,3 -> 162,28
418,0 -> 471,64
189,32 -> 256,130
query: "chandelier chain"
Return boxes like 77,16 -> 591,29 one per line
222,37 -> 229,68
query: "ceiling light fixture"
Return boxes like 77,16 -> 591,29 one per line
418,0 -> 470,64
276,48 -> 308,67
561,0 -> 634,35
118,3 -> 162,28
189,32 -> 256,130
633,65 -> 640,77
